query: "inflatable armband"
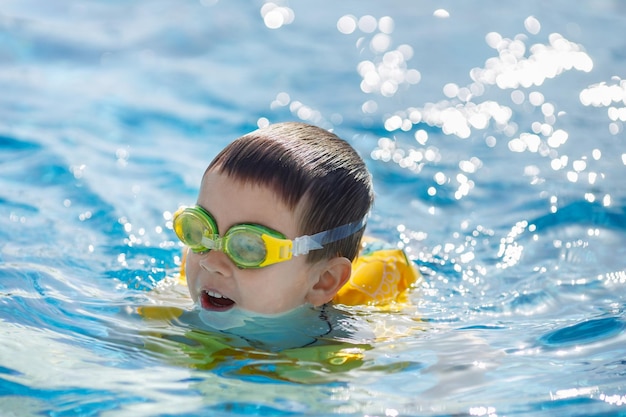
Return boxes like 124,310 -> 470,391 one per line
333,244 -> 419,306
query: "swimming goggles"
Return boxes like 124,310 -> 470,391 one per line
172,205 -> 366,269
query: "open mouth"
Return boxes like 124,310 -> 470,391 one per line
200,290 -> 235,312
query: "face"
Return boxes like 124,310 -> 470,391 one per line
184,170 -> 323,315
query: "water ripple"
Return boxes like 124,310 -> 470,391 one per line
539,317 -> 625,348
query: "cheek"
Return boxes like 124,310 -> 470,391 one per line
269,260 -> 315,296
239,262 -> 312,312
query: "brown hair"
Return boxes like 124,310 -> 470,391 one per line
206,122 -> 373,262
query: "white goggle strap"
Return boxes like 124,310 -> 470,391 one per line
291,216 -> 367,257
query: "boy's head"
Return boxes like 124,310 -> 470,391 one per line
207,122 -> 373,262
178,122 -> 374,314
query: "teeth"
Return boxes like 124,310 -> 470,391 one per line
207,290 -> 225,299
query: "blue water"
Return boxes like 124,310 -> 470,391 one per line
1,0 -> 626,416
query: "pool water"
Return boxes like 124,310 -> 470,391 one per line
1,0 -> 626,416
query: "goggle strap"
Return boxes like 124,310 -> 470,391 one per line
292,235 -> 323,257
292,217 -> 367,257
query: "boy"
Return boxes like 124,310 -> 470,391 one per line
173,121 -> 418,318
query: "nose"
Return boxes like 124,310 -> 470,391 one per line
198,249 -> 234,275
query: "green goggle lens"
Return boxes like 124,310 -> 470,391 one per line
173,206 -> 218,252
173,206 -> 283,268
225,227 -> 268,267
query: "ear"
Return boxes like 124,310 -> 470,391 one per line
305,257 -> 352,307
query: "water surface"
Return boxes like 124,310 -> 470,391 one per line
1,1 -> 626,416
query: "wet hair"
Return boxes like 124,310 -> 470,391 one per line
205,122 -> 374,262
